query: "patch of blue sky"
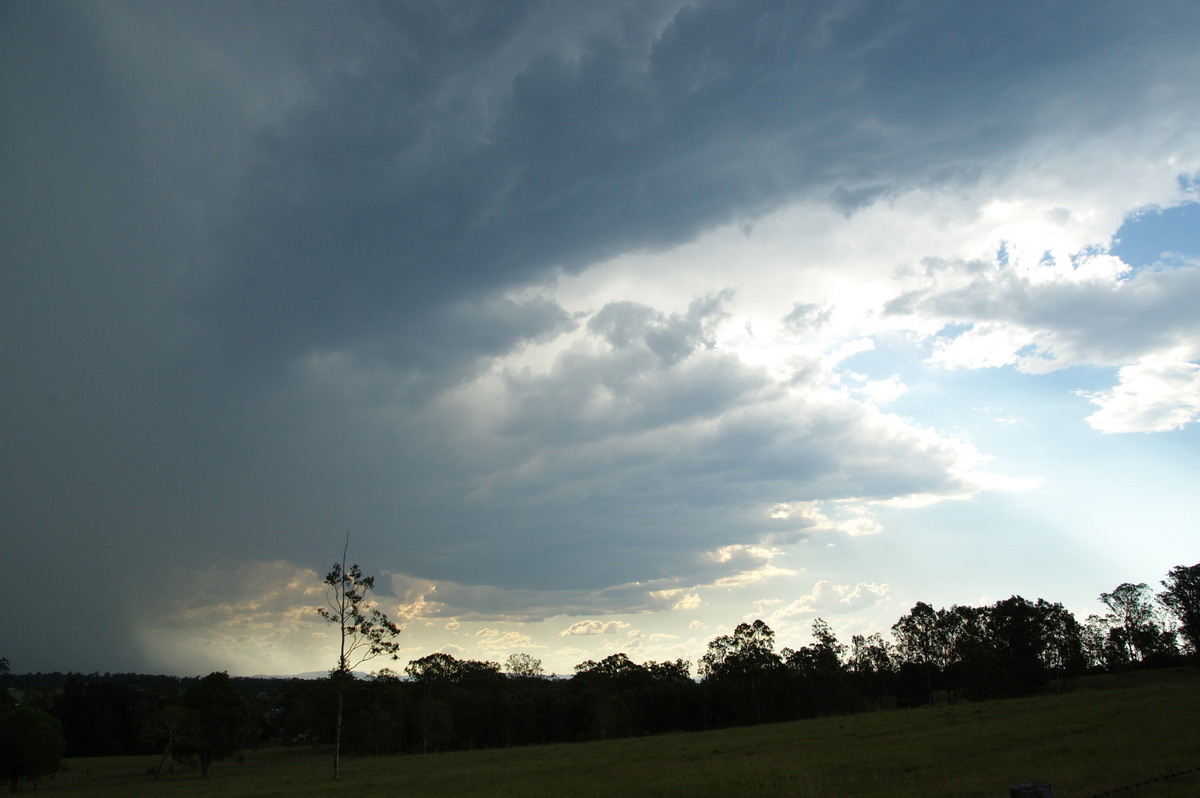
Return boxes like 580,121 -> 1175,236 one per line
1110,201 -> 1200,271
1178,171 -> 1200,196
893,364 -> 1107,449
841,332 -> 1127,463
996,241 -> 1011,268
864,377 -> 1200,617
845,330 -> 1111,413
867,489 -> 1108,612
1069,243 -> 1107,270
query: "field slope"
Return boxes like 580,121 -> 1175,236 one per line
41,668 -> 1200,797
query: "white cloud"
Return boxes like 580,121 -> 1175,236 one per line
1081,356 -> 1200,433
473,628 -> 536,652
930,322 -> 1041,371
651,589 -> 704,611
857,374 -> 909,405
767,501 -> 884,537
389,575 -> 446,621
560,620 -> 631,637
772,580 -> 892,621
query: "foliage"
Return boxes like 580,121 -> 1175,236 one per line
570,654 -> 696,739
139,705 -> 199,781
0,658 -> 14,712
782,618 -> 861,717
318,561 -> 402,676
1160,562 -> 1200,656
406,653 -> 503,687
0,706 -> 65,790
181,672 -> 256,777
53,677 -> 147,757
1099,582 -> 1157,669
503,652 -> 545,678
700,620 -> 780,681
30,667 -> 1200,798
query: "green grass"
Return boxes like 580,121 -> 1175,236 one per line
36,668 -> 1200,797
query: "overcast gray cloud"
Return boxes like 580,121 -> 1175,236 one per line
3,0 -> 1199,674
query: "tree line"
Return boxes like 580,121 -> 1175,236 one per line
1,562 -> 1196,788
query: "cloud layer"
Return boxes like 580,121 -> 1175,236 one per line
3,0 -> 1199,674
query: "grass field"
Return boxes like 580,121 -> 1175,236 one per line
34,668 -> 1200,797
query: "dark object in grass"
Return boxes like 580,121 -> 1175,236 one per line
1010,783 -> 1054,798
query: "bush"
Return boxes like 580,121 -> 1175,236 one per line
0,706 -> 65,790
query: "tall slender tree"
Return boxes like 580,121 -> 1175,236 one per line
317,537 -> 402,780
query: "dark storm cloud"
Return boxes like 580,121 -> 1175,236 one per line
3,0 -> 1198,672
202,0 -> 1200,380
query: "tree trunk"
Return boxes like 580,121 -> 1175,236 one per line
154,736 -> 172,782
333,673 -> 344,781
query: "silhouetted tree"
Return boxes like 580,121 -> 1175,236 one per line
782,618 -> 859,716
343,672 -> 408,754
141,705 -> 199,781
413,697 -> 453,753
52,678 -> 143,756
0,659 -> 13,712
892,602 -> 947,704
939,604 -> 998,700
1036,599 -> 1086,690
317,539 -> 401,779
1081,613 -> 1114,670
343,701 -> 401,755
275,679 -> 328,748
573,654 -> 648,685
639,659 -> 698,733
984,597 -> 1041,695
405,653 -> 507,748
181,672 -> 254,777
571,654 -> 650,739
1099,582 -> 1157,672
1160,563 -> 1200,657
849,632 -> 895,707
500,657 -> 563,745
405,653 -> 504,689
0,706 -> 64,791
700,620 -> 782,724
503,653 -> 545,678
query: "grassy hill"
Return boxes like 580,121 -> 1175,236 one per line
38,667 -> 1200,797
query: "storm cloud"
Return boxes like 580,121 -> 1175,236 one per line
3,0 -> 1198,675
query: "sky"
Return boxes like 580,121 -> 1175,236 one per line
2,0 -> 1198,678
